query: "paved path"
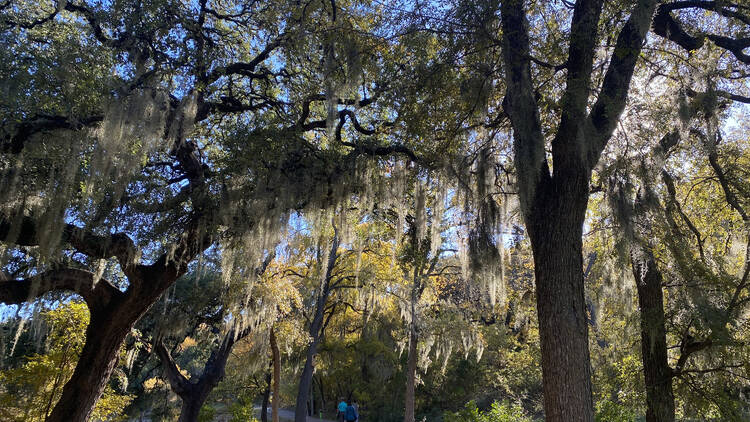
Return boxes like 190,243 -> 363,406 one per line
257,407 -> 336,422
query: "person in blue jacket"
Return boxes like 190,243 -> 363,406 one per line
344,401 -> 359,422
336,398 -> 347,422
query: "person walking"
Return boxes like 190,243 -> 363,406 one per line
344,401 -> 358,422
336,398 -> 347,422
352,401 -> 359,422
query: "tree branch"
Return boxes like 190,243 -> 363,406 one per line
554,0 -> 604,166
0,268 -> 121,310
2,114 -> 103,155
500,0 -> 549,214
587,0 -> 659,167
63,2 -> 134,49
206,36 -> 286,83
155,340 -> 193,397
0,216 -> 140,276
653,3 -> 750,63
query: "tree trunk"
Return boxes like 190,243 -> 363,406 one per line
39,222 -> 210,422
526,182 -> 594,422
157,324 -> 248,422
177,388 -> 212,422
172,377 -> 214,422
46,306 -> 137,422
295,337 -> 320,422
270,326 -> 281,422
295,234 -> 338,422
261,370 -> 272,422
178,401 -> 203,422
310,374 -> 315,415
294,294 -> 327,422
403,314 -> 417,422
631,248 -> 675,422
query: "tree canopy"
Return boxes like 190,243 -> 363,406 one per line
0,0 -> 749,421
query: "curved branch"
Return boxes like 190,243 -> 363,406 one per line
2,114 -> 103,155
63,2 -> 133,49
155,341 -> 193,397
661,1 -> 750,25
206,36 -> 286,83
0,216 -> 140,275
662,170 -> 707,262
653,3 -> 750,63
707,151 -> 749,223
0,268 -> 121,310
652,5 -> 705,51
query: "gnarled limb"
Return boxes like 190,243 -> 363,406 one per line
0,216 -> 140,277
653,2 -> 750,63
155,341 -> 193,396
63,2 -> 136,49
1,114 -> 103,155
0,268 -> 122,311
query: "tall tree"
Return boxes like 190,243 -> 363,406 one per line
292,228 -> 341,422
494,1 -> 750,419
499,1 -> 658,418
0,1 -> 412,419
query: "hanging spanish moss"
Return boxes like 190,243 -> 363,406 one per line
445,146 -> 508,307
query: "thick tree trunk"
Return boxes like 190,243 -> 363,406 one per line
295,294 -> 328,422
403,314 -> 417,422
157,323 -> 247,422
270,326 -> 281,422
45,313 -> 132,422
631,248 -> 675,422
39,221 -> 210,422
177,388 -> 211,422
526,181 -> 594,422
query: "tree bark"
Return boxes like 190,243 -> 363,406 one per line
270,326 -> 281,422
295,233 -> 339,422
499,0 -> 659,419
177,389 -> 211,422
45,311 -> 133,422
526,184 -> 594,422
403,316 -> 418,422
261,370 -> 272,422
631,248 -> 675,422
295,326 -> 323,422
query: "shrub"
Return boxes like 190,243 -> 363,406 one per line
444,400 -> 533,422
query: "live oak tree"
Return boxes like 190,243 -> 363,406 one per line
584,27 -> 750,419
626,133 -> 749,421
0,1 -> 418,420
